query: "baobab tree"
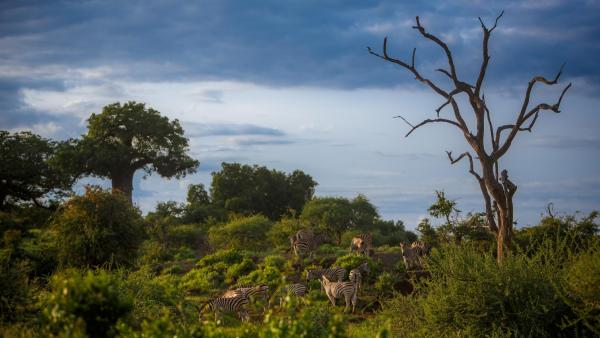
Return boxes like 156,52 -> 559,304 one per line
368,12 -> 571,262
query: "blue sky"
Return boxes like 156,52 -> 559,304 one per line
2,0 -> 599,228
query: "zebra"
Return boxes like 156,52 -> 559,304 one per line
400,242 -> 422,270
223,284 -> 269,301
306,266 -> 346,283
278,283 -> 308,307
350,233 -> 373,256
292,232 -> 331,257
200,294 -> 250,322
321,275 -> 358,313
349,262 -> 370,293
289,228 -> 315,247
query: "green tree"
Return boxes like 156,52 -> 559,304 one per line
351,194 -> 379,228
416,217 -> 439,248
52,186 -> 144,268
0,131 -> 72,209
210,162 -> 317,220
301,197 -> 353,244
63,102 -> 198,202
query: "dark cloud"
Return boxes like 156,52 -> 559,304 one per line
184,122 -> 286,138
0,0 -> 597,90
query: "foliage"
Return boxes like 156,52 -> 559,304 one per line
267,216 -> 304,247
41,269 -> 132,338
417,243 -> 572,337
333,253 -> 379,282
59,101 -> 198,201
210,162 -> 317,220
0,255 -> 30,321
181,249 -> 255,292
0,130 -> 73,209
262,298 -> 347,338
350,194 -> 379,229
236,254 -> 287,290
301,197 -> 353,244
514,211 -> 599,254
52,186 -> 144,268
208,215 -> 273,251
416,218 -> 439,248
559,244 -> 600,334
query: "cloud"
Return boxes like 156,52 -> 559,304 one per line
526,135 -> 600,149
185,122 -> 286,138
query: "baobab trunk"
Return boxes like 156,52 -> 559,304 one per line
111,168 -> 135,203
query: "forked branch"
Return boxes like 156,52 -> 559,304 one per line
394,115 -> 463,137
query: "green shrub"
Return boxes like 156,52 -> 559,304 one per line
267,217 -> 304,247
208,215 -> 273,251
41,269 -> 132,338
374,272 -> 402,297
333,253 -> 379,282
0,257 -> 30,321
560,245 -> 600,334
52,186 -> 144,268
417,244 -> 570,337
263,299 -> 346,338
166,223 -> 207,252
181,249 -> 255,292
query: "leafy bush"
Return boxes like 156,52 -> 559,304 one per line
417,244 -> 571,337
0,257 -> 30,321
166,223 -> 208,252
181,249 -> 255,292
267,217 -> 304,247
560,244 -> 600,334
208,215 -> 273,251
374,272 -> 403,297
41,269 -> 132,338
333,253 -> 379,282
52,186 -> 144,268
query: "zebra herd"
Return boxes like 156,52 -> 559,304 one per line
200,230 -> 428,322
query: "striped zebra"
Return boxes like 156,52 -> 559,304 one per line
321,275 -> 358,313
223,284 -> 269,302
292,232 -> 331,257
400,242 -> 422,270
349,262 -> 370,293
278,283 -> 308,307
201,294 -> 250,322
289,228 -> 314,247
306,266 -> 346,283
350,233 -> 373,256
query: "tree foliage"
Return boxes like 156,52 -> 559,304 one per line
0,131 -> 72,209
210,162 -> 317,220
52,186 -> 144,268
62,102 -> 198,202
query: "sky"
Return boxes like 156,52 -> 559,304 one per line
1,0 -> 600,229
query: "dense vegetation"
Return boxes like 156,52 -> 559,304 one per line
1,111 -> 598,337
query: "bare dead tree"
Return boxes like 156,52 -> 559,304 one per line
368,12 -> 571,262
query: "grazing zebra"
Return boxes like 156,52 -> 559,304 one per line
349,262 -> 370,293
321,275 -> 358,313
292,232 -> 331,257
201,294 -> 250,322
223,284 -> 269,302
278,283 -> 308,307
306,266 -> 346,283
400,242 -> 422,270
350,233 -> 373,256
289,228 -> 315,247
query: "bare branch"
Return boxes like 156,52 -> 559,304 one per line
493,63 -> 571,160
367,38 -> 450,98
394,115 -> 463,137
446,151 -> 482,180
475,11 -> 504,97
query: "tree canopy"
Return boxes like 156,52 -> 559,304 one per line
210,162 -> 317,220
64,101 -> 198,202
0,131 -> 72,209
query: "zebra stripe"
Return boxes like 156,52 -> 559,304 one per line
350,233 -> 373,256
204,295 -> 250,322
349,262 -> 370,293
285,283 -> 308,297
223,285 -> 269,302
306,266 -> 346,282
321,275 -> 358,313
293,232 -> 330,257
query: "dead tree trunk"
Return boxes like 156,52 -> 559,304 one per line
368,12 -> 570,263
